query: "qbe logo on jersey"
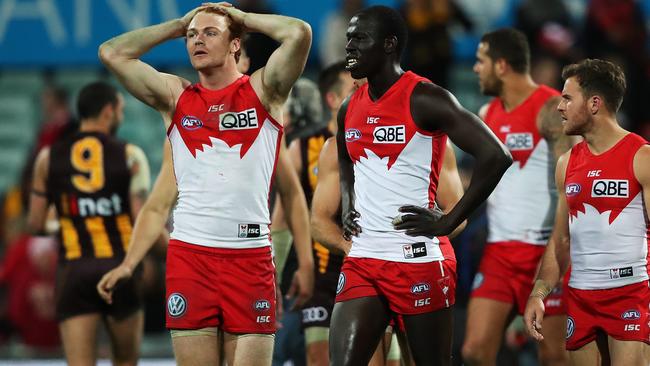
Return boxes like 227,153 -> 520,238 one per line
219,108 -> 259,130
505,132 -> 533,151
591,179 -> 629,198
373,125 -> 405,144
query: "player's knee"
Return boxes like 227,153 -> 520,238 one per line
461,341 -> 490,365
538,346 -> 569,366
112,357 -> 137,366
112,349 -> 138,366
307,349 -> 329,366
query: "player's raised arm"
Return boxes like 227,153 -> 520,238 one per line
98,7 -> 203,112
237,10 -> 312,102
202,2 -> 311,105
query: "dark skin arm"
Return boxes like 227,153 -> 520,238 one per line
394,82 -> 512,237
336,97 -> 360,240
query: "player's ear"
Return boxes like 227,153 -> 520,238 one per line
384,35 -> 397,55
230,37 -> 241,55
589,95 -> 603,115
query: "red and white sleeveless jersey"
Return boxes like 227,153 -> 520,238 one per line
484,85 -> 559,245
564,133 -> 649,289
167,76 -> 283,248
344,71 -> 454,263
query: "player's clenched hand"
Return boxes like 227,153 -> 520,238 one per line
286,265 -> 314,310
524,296 -> 546,342
97,264 -> 133,304
393,204 -> 449,238
342,210 -> 361,241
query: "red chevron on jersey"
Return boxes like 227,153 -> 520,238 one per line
565,134 -> 646,225
346,120 -> 418,170
345,72 -> 438,171
168,76 -> 280,159
485,85 -> 559,168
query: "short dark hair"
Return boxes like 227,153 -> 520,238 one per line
77,81 -> 118,120
561,59 -> 626,113
318,61 -> 347,98
357,5 -> 408,59
480,28 -> 530,74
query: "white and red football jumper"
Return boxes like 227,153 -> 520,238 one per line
564,133 -> 649,290
484,85 -> 559,245
344,71 -> 453,263
167,76 -> 283,249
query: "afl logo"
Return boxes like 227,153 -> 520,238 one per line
181,116 -> 203,130
565,183 -> 581,197
167,293 -> 187,318
345,129 -> 361,142
411,283 -> 431,294
337,273 -> 346,294
254,299 -> 271,312
566,316 -> 575,339
621,309 -> 641,320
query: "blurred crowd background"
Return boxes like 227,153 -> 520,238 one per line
0,0 -> 648,364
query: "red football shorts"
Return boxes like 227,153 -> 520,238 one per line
565,281 -> 650,351
335,257 -> 456,315
165,239 -> 276,334
471,242 -> 567,316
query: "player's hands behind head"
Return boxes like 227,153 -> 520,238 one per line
97,263 -> 133,304
201,2 -> 247,24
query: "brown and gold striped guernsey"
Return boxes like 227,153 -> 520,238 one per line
46,131 -> 133,262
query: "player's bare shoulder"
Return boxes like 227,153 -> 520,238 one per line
633,144 -> 650,185
536,96 -> 563,140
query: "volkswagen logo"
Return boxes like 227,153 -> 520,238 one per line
167,293 -> 187,318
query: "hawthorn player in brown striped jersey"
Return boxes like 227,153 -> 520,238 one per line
27,81 -> 153,366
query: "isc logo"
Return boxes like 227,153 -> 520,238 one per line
239,224 -> 261,238
591,179 -> 629,198
373,125 -> 405,144
414,298 -> 431,307
256,316 -> 271,323
624,324 -> 641,331
219,108 -> 259,130
505,133 -> 533,151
